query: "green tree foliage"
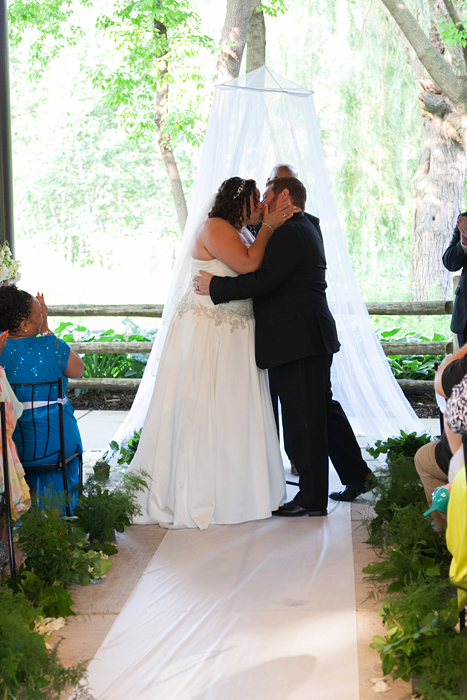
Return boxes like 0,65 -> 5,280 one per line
7,0 -> 435,308
9,1 -> 202,280
8,0 -> 91,77
92,0 -> 214,146
260,0 -> 288,18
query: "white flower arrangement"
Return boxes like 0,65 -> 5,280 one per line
0,242 -> 21,284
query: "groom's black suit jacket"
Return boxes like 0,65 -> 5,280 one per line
210,211 -> 340,369
442,214 -> 467,336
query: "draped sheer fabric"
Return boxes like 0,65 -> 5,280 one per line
112,66 -> 422,449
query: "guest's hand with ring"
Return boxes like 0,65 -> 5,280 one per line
193,272 -> 214,295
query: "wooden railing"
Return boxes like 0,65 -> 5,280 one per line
49,295 -> 456,395
365,301 -> 453,316
49,304 -> 164,318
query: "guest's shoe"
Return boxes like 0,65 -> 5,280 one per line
329,473 -> 376,502
272,500 -> 311,517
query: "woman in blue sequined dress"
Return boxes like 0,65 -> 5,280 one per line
0,286 -> 84,511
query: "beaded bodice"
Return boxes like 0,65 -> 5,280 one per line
176,259 -> 254,331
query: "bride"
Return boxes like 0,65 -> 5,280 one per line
130,177 -> 295,529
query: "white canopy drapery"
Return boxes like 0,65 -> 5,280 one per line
113,66 -> 422,449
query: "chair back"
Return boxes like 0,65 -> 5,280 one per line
10,378 -> 66,466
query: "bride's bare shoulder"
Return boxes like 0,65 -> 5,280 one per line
193,217 -> 237,259
200,217 -> 235,236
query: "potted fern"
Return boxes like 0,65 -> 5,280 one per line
74,469 -> 149,555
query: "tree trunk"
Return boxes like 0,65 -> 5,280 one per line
155,90 -> 188,234
154,19 -> 188,234
215,0 -> 252,83
382,1 -> 467,299
246,0 -> 265,73
410,83 -> 467,300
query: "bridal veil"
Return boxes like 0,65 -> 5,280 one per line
112,66 -> 422,449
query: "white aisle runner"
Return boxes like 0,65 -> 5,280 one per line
83,501 -> 359,700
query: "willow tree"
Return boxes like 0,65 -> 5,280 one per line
380,0 -> 467,300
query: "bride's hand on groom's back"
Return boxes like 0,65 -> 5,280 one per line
193,271 -> 213,295
262,202 -> 297,232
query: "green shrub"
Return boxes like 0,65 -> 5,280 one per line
55,319 -> 157,380
74,469 -> 149,553
366,430 -> 432,461
16,501 -> 112,587
8,571 -> 76,618
365,453 -> 428,547
364,507 -> 451,593
109,428 -> 142,466
414,628 -> 467,698
376,328 -> 448,380
365,430 -> 467,698
371,580 -> 458,682
0,589 -> 94,700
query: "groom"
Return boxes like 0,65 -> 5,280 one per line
194,177 -> 373,516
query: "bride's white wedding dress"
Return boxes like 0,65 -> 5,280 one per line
131,258 -> 286,530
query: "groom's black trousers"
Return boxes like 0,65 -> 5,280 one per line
270,354 -> 371,511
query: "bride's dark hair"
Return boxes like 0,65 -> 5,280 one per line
208,177 -> 258,230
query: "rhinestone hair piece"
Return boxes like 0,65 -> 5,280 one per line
232,179 -> 245,199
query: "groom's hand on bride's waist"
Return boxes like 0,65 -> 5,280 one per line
193,271 -> 214,295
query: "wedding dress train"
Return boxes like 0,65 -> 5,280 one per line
130,258 -> 286,530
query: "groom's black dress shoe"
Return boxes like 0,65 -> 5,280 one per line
329,473 -> 376,502
272,501 -> 327,517
272,501 -> 310,517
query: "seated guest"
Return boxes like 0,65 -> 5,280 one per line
0,286 -> 84,512
415,431 -> 450,531
415,343 -> 467,530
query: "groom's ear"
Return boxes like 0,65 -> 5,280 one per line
279,188 -> 290,203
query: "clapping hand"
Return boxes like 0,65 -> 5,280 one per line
36,293 -> 51,335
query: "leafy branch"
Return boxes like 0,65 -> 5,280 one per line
8,0 -> 90,77
91,0 -> 215,144
259,0 -> 288,18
